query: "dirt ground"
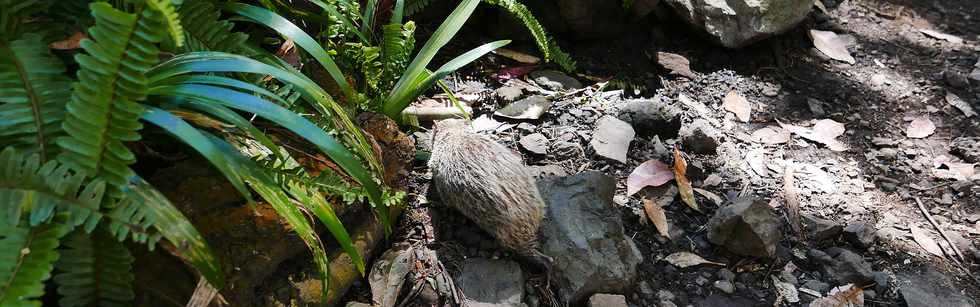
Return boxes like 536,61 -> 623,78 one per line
344,0 -> 980,306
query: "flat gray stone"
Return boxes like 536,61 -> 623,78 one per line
530,70 -> 583,91
519,133 -> 549,155
899,267 -> 976,307
457,258 -> 526,307
590,116 -> 635,163
707,196 -> 781,257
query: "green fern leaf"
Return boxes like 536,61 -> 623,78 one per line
483,0 -> 575,71
54,228 -> 134,307
56,2 -> 166,190
0,219 -> 69,307
0,147 -> 105,231
178,0 -> 248,52
0,0 -> 51,39
378,22 -> 415,97
0,34 -> 71,161
146,0 -> 186,48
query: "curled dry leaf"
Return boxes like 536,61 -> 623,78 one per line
810,30 -> 856,64
946,93 -> 976,117
906,116 -> 935,139
693,188 -> 723,206
643,198 -> 670,238
656,52 -> 697,79
627,160 -> 675,196
809,284 -> 864,307
49,31 -> 87,50
663,252 -> 725,268
722,90 -> 751,122
918,29 -> 964,44
909,225 -> 944,257
779,119 -> 848,151
772,276 -> 800,303
783,165 -> 803,235
746,148 -> 767,177
673,147 -> 699,212
494,48 -> 541,64
750,126 -> 791,144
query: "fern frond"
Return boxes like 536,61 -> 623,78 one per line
56,3 -> 166,190
0,0 -> 51,39
0,34 -> 71,160
377,22 -> 414,98
146,0 -> 186,48
483,0 -> 575,71
0,219 -> 68,307
54,228 -> 134,307
178,0 -> 248,52
0,147 -> 105,231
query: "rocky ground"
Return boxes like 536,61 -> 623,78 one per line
335,0 -> 980,306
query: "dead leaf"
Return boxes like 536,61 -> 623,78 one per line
772,276 -> 800,303
722,91 -> 751,122
809,284 -> 864,307
643,198 -> 670,238
656,52 -> 697,79
627,160 -> 675,196
493,65 -> 538,82
906,116 -> 935,139
946,93 -> 976,117
813,0 -> 829,14
663,252 -> 724,268
693,188 -> 723,206
810,30 -> 856,64
783,165 -> 803,235
779,119 -> 848,151
673,147 -> 699,212
750,126 -> 791,144
494,48 -> 541,64
909,225 -> 944,257
936,162 -> 976,180
49,31 -> 87,50
494,95 -> 552,120
918,29 -> 963,44
746,148 -> 767,177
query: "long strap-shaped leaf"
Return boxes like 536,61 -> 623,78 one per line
0,219 -> 68,307
148,52 -> 384,179
382,0 -> 481,118
56,3 -> 165,191
224,3 -> 355,99
0,34 -> 70,161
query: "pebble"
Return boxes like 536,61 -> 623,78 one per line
801,280 -> 830,293
519,133 -> 549,155
713,280 -> 735,294
696,276 -> 709,286
656,290 -> 675,302
717,268 -> 736,281
944,70 -> 970,88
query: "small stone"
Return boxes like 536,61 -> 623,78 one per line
872,271 -> 890,293
707,196 -> 782,258
879,148 -> 899,160
863,290 -> 877,300
717,268 -> 736,281
945,70 -> 970,88
588,294 -> 628,307
951,137 -> 980,163
656,290 -> 676,302
880,181 -> 897,192
696,276 -> 709,286
496,86 -> 524,101
801,280 -> 830,293
870,74 -> 889,86
843,221 -> 876,248
530,70 -> 583,91
713,280 -> 735,294
807,98 -> 827,116
551,141 -> 584,160
808,248 -> 875,285
520,133 -> 549,155
590,116 -> 635,163
457,258 -> 525,306
804,214 -> 843,241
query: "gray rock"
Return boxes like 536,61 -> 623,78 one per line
808,248 -> 874,285
520,133 -> 550,155
707,197 -> 782,258
970,65 -> 980,87
717,268 -> 736,281
945,70 -> 970,88
951,137 -> 980,163
872,271 -> 890,293
713,280 -> 735,294
679,119 -> 720,155
590,116 -> 635,163
801,280 -> 830,293
588,294 -> 628,307
616,98 -> 682,139
346,302 -> 372,307
879,148 -> 899,160
457,258 -> 526,307
843,220 -> 876,248
496,95 -> 552,120
530,70 -> 583,91
803,214 -> 842,241
663,0 -> 812,48
551,141 -> 584,160
656,290 -> 676,302
536,171 -> 643,303
899,267 -> 976,307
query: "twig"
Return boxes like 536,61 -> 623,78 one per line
782,165 -> 803,236
913,197 -> 980,285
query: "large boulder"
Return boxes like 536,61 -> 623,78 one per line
536,171 -> 643,304
663,0 -> 812,48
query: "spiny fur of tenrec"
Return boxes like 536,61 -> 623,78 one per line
428,119 -> 550,266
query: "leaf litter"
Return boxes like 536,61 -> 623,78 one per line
909,225 -> 944,257
906,116 -> 935,139
809,284 -> 864,307
722,90 -> 751,122
779,119 -> 848,151
810,30 -> 856,64
673,147 -> 699,212
663,252 -> 724,268
627,160 -> 675,196
642,198 -> 670,238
